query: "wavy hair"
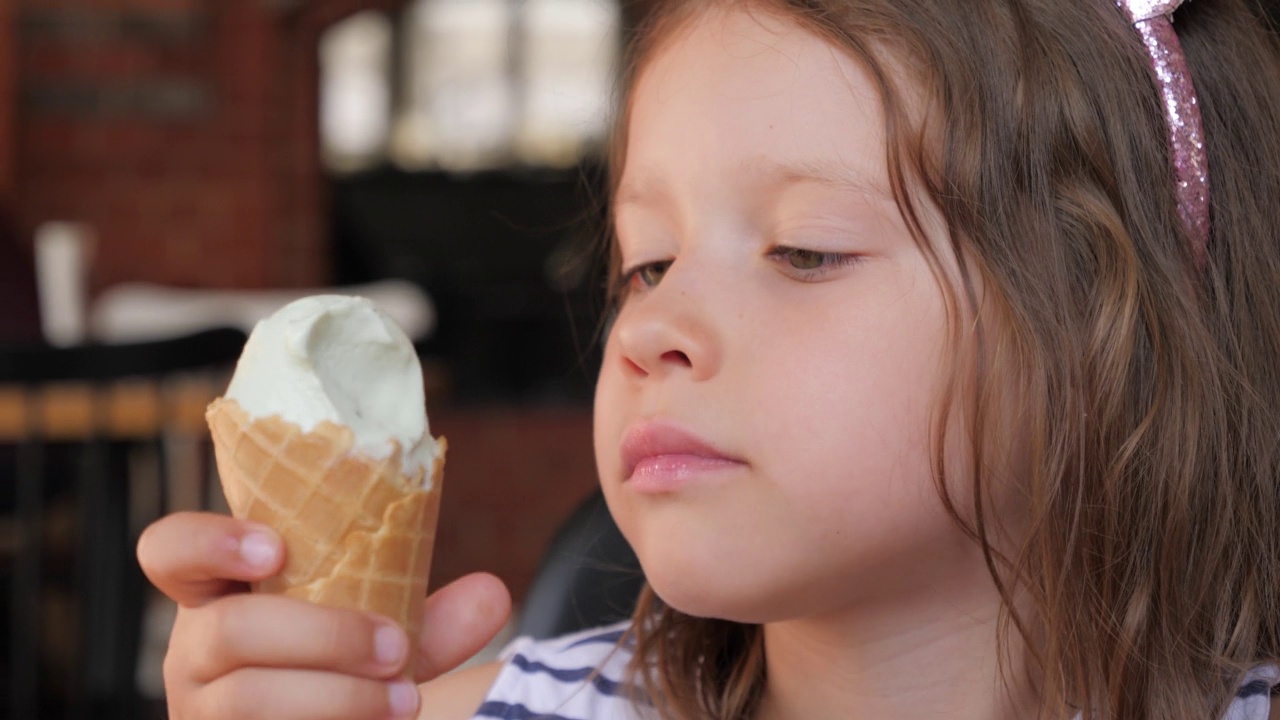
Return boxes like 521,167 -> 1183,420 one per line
600,1 -> 1280,718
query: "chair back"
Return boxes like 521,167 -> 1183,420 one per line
0,328 -> 246,720
514,490 -> 644,641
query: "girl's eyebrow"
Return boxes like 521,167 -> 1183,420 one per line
615,173 -> 661,209
742,154 -> 891,200
615,155 -> 891,209
615,166 -> 674,210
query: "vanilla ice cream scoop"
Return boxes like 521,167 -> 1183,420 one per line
225,295 -> 440,484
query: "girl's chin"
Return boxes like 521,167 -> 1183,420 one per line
643,563 -> 798,625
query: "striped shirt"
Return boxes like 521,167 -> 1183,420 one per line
472,622 -> 647,720
472,623 -> 1279,720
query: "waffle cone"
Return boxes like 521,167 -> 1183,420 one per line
206,398 -> 445,672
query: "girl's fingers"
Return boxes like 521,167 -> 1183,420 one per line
137,512 -> 284,608
414,572 -> 512,682
196,667 -> 420,720
178,594 -> 411,683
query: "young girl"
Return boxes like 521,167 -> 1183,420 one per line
138,0 -> 1280,718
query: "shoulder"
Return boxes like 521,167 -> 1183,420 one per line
482,621 -> 643,720
1233,665 -> 1279,720
418,621 -> 645,720
495,619 -> 635,674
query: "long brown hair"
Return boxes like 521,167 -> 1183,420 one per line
601,1 -> 1280,718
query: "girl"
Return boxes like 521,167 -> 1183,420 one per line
138,0 -> 1280,718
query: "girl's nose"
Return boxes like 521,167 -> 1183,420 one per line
610,284 -> 719,382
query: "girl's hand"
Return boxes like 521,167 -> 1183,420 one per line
137,511 -> 512,720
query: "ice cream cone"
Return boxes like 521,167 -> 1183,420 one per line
206,397 -> 445,672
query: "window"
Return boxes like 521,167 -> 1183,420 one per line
319,11 -> 394,172
320,0 -> 620,174
515,0 -> 619,167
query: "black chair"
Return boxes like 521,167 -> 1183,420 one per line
0,327 -> 246,720
514,489 -> 645,640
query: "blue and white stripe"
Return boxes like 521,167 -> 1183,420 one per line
474,622 -> 650,720
474,622 -> 1277,720
1223,665 -> 1279,720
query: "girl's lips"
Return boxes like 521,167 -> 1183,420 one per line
620,422 -> 746,486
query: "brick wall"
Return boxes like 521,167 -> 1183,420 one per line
8,0 -> 345,292
3,0 -> 650,293
0,1 -> 14,197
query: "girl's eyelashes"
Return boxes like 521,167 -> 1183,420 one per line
618,247 -> 861,292
767,246 -> 864,280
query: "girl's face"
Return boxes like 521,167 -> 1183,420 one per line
594,7 -> 984,623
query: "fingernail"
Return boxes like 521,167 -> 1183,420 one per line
387,681 -> 418,718
374,624 -> 407,666
238,532 -> 278,569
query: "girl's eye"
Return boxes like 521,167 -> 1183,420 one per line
625,260 -> 673,290
780,248 -> 827,270
768,246 -> 862,278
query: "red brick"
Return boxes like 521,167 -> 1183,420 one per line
0,2 -> 14,196
22,44 -> 203,79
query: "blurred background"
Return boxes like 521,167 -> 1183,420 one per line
0,0 -> 647,717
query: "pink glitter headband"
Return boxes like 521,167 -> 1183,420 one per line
1115,0 -> 1210,268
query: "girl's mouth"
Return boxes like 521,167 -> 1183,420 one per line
620,421 -> 747,491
